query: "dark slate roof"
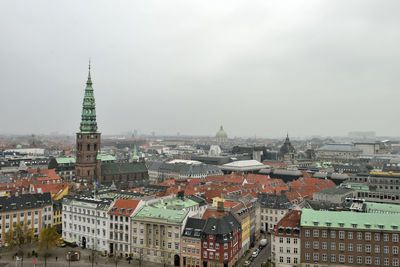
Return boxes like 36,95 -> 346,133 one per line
101,162 -> 148,176
258,193 -> 291,209
187,195 -> 207,206
183,218 -> 206,239
202,213 -> 241,243
303,199 -> 342,211
317,144 -> 362,153
0,193 -> 52,212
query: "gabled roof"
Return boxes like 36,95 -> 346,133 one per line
202,213 -> 241,242
101,162 -> 147,175
183,218 -> 206,238
108,199 -> 141,216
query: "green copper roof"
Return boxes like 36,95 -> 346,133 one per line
96,154 -> 116,162
365,202 -> 400,214
132,144 -> 139,162
79,65 -> 98,133
301,208 -> 400,231
133,205 -> 188,223
152,198 -> 198,210
56,157 -> 76,164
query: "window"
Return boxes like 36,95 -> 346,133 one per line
331,242 -> 336,250
384,234 -> 389,242
313,253 -> 319,261
375,257 -> 381,265
348,255 -> 353,263
305,241 -> 310,249
203,251 -> 207,258
357,244 -> 362,252
224,243 -> 228,249
305,230 -> 310,237
375,245 -> 380,253
313,230 -> 319,238
279,237 -> 283,243
331,254 -> 336,262
286,238 -> 290,244
366,245 -> 371,253
224,253 -> 228,260
339,243 -> 345,251
322,230 -> 327,238
384,258 -> 389,266
357,256 -> 362,264
322,242 -> 327,250
313,241 -> 319,249
366,232 -> 371,241
394,259 -> 399,267
330,231 -> 336,239
203,242 -> 207,248
394,234 -> 399,242
384,246 -> 389,254
305,253 -> 310,260
279,257 -> 283,263
322,254 -> 327,262
339,254 -> 345,263
286,257 -> 291,264
339,231 -> 345,239
348,232 -> 353,240
366,256 -> 371,265
393,246 -> 399,255
375,234 -> 380,241
348,243 -> 353,251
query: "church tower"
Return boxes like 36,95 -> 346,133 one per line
75,63 -> 101,184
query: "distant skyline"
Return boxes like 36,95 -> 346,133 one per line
1,1 -> 399,137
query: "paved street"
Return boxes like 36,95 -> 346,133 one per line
250,234 -> 271,267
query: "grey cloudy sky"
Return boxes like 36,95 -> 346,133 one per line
1,0 -> 399,138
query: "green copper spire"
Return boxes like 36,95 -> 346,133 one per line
80,62 -> 98,132
132,144 -> 139,162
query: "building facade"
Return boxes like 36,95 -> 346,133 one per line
62,196 -> 110,253
271,210 -> 301,267
181,218 -> 206,267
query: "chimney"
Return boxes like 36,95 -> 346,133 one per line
217,201 -> 224,213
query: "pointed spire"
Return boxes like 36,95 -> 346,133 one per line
80,62 -> 98,133
87,58 -> 92,85
132,144 -> 139,162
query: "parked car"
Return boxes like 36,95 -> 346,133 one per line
244,260 -> 251,266
252,251 -> 259,258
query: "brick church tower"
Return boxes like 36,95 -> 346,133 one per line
75,64 -> 101,184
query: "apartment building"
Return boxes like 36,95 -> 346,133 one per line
0,192 -> 53,243
62,196 -> 110,253
271,210 -> 301,267
301,208 -> 400,267
108,199 -> 142,257
181,218 -> 206,267
201,213 -> 242,267
258,193 -> 291,232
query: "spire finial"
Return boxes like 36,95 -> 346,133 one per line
87,58 -> 92,84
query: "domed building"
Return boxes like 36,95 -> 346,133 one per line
216,125 -> 228,144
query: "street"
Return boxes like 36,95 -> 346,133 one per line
250,234 -> 271,267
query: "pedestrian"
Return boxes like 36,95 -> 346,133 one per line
56,256 -> 58,261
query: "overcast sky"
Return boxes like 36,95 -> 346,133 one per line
1,1 -> 399,138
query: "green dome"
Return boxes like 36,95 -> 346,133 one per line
16,144 -> 22,149
216,125 -> 228,138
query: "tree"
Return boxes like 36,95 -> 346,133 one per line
38,226 -> 60,267
4,222 -> 34,267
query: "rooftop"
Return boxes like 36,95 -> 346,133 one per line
301,208 -> 400,231
133,205 -> 188,223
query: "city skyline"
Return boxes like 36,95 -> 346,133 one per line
1,1 -> 400,137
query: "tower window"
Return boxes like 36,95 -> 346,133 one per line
87,144 -> 90,151
94,144 -> 97,151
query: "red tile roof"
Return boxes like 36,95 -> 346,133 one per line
108,199 -> 141,216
